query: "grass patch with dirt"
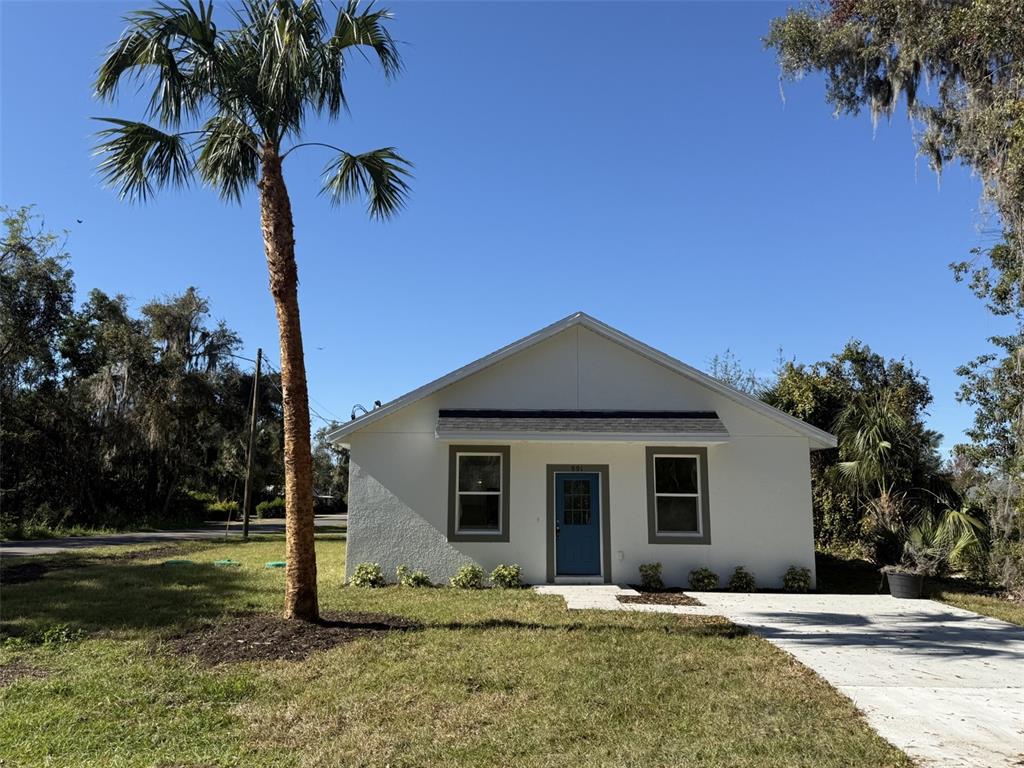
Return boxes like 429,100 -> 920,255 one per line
0,537 -> 910,767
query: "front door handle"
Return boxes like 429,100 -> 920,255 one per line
555,524 -> 561,537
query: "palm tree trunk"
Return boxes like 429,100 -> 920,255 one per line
258,146 -> 318,621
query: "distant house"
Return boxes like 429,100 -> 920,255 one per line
328,313 -> 835,587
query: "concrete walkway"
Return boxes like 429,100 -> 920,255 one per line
0,515 -> 346,557
536,585 -> 1024,768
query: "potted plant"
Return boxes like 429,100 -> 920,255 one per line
884,506 -> 986,599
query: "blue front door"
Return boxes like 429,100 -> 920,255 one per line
555,473 -> 601,576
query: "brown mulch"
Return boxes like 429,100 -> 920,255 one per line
618,592 -> 704,606
0,660 -> 49,687
167,611 -> 420,665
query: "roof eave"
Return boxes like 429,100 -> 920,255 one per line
434,431 -> 732,443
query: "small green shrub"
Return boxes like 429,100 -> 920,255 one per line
350,562 -> 385,588
396,565 -> 432,587
688,567 -> 719,591
728,566 -> 757,592
256,497 -> 286,519
38,624 -> 86,646
638,562 -> 664,591
490,564 -> 522,589
450,563 -> 485,589
207,499 -> 238,516
783,566 -> 812,593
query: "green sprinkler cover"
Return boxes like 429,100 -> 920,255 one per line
265,561 -> 286,569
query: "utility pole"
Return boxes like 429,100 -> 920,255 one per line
241,348 -> 262,540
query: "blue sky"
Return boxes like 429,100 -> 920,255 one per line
0,1 -> 1003,450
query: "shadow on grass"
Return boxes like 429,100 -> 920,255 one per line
1,557 -> 263,639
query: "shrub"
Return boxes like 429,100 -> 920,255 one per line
450,563 -> 485,589
728,566 -> 757,592
638,562 -> 664,591
490,564 -> 522,589
688,567 -> 719,591
350,562 -> 385,588
783,566 -> 812,593
256,497 -> 285,519
207,499 -> 238,516
38,624 -> 86,646
396,565 -> 432,587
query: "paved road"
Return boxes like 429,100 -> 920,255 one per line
0,515 -> 346,557
539,586 -> 1024,768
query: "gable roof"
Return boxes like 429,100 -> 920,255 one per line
326,312 -> 838,449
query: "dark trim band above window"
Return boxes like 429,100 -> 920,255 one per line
447,445 -> 510,542
645,446 -> 711,545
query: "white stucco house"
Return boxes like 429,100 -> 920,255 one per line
328,312 -> 836,588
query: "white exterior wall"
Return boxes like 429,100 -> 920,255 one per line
345,326 -> 816,588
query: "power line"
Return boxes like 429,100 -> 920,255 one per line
258,358 -> 337,428
228,351 -> 342,427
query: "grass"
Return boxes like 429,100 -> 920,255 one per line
816,551 -> 1024,627
0,538 -> 911,768
2,523 -> 128,541
926,586 -> 1024,626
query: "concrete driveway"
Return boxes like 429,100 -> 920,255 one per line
538,586 -> 1024,768
0,515 -> 346,557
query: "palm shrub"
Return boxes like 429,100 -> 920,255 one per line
892,506 -> 987,577
93,0 -> 411,621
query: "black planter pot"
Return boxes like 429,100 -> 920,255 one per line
886,571 -> 924,599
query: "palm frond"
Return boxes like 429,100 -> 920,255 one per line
331,1 -> 402,78
94,118 -> 194,202
196,113 -> 260,202
95,0 -> 219,126
937,505 -> 987,564
321,147 -> 412,219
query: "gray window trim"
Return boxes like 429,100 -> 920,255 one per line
645,446 -> 711,545
447,445 -> 510,542
545,464 -> 612,583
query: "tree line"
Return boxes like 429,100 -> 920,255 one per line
0,206 -> 347,538
763,0 -> 1022,595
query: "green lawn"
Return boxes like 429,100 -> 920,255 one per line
927,586 -> 1024,626
1,538 -> 910,768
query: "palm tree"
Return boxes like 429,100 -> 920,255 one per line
93,0 -> 411,621
831,390 -> 919,561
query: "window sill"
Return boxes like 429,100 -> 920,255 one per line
648,531 -> 711,545
448,530 -> 509,543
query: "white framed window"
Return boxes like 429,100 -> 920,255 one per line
456,452 -> 503,532
652,453 -> 702,535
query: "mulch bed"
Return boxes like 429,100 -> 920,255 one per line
0,660 -> 49,687
618,591 -> 704,606
167,611 -> 420,664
